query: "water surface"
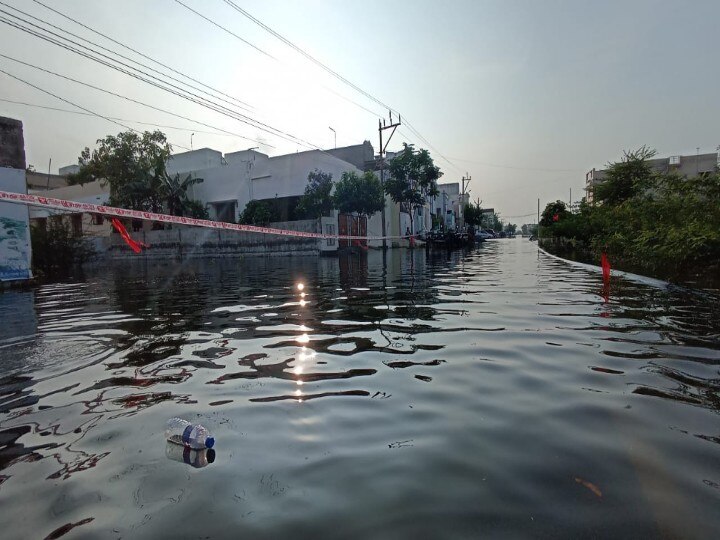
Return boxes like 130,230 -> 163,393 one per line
1,239 -> 719,539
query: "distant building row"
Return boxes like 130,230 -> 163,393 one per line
27,140 -> 469,249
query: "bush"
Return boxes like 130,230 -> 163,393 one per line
239,200 -> 275,226
31,221 -> 95,277
540,149 -> 720,278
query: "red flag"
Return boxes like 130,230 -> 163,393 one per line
552,213 -> 559,222
111,217 -> 143,253
601,252 -> 611,285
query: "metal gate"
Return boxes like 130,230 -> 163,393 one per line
338,213 -> 367,248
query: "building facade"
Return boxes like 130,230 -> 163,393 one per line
585,151 -> 718,203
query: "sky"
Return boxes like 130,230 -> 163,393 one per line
1,0 -> 719,223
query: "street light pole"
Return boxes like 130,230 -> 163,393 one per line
190,133 -> 194,151
328,127 -> 336,149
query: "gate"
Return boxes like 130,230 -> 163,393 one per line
338,213 -> 367,249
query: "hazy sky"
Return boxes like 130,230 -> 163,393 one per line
1,0 -> 718,222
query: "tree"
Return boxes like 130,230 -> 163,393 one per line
30,220 -> 95,276
385,143 -> 442,234
463,200 -> 484,228
540,200 -> 570,226
504,223 -> 517,235
162,172 -> 206,217
183,199 -> 210,220
69,130 -> 170,212
480,210 -> 503,232
68,130 -> 207,218
593,146 -> 656,206
332,170 -> 384,218
296,169 -> 334,219
239,200 -> 275,226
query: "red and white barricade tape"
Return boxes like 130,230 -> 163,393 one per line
0,190 -> 411,241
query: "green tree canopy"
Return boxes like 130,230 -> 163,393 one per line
538,146 -> 720,278
332,170 -> 384,217
385,143 -> 442,208
593,146 -> 656,206
239,200 -> 275,226
385,143 -> 442,234
69,130 -> 171,212
296,169 -> 334,219
162,173 -> 207,218
482,211 -> 503,232
68,130 -> 207,217
540,200 -> 570,226
463,200 -> 484,227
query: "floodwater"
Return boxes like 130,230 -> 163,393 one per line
1,239 -> 719,539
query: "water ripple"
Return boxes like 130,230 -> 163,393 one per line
1,242 -> 719,537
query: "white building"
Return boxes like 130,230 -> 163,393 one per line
31,143 -> 426,250
28,180 -> 110,237
585,151 -> 719,203
167,147 -> 362,226
429,182 -> 470,230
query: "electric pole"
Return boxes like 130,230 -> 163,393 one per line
461,173 -> 471,230
378,111 -> 401,250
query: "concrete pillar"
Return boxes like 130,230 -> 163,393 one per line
0,117 -> 32,284
0,117 -> 26,169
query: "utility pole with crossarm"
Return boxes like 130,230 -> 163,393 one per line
378,112 -> 401,250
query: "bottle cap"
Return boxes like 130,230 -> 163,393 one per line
205,437 -> 215,449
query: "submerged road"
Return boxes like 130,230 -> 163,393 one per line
1,238 -> 719,538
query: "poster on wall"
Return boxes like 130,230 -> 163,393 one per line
0,167 -> 32,282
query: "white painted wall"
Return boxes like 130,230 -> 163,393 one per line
0,168 -> 32,281
181,149 -> 362,222
28,180 -> 108,219
167,148 -> 224,176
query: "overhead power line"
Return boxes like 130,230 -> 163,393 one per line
446,155 -> 584,173
0,97 -> 235,137
31,0 -> 254,110
32,0 -> 388,150
0,67 -> 191,151
0,1 -> 251,115
502,212 -> 538,219
0,53 -> 270,147
214,0 -> 463,174
220,0 -> 391,113
0,2 -> 249,119
0,9 -> 311,149
173,0 -> 274,60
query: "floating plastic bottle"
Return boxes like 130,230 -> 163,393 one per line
165,418 -> 215,450
165,442 -> 216,468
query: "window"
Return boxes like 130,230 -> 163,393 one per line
213,201 -> 236,223
92,213 -> 103,225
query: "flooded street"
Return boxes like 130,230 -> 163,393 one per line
1,239 -> 719,539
